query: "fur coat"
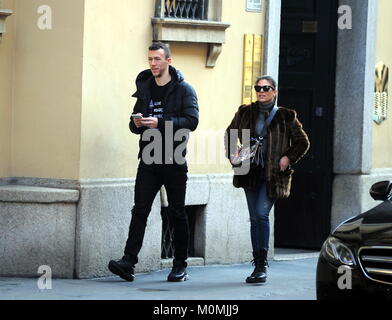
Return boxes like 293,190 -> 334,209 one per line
225,102 -> 310,199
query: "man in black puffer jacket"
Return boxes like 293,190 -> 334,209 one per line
108,42 -> 199,283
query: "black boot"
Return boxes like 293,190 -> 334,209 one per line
167,260 -> 189,282
246,249 -> 268,284
108,255 -> 135,282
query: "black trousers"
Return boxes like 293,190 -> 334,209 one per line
124,162 -> 189,265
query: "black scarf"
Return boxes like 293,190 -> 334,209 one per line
255,100 -> 275,137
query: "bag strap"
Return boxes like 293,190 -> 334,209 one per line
259,105 -> 279,138
266,105 -> 279,126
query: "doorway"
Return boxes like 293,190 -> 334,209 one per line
274,0 -> 338,250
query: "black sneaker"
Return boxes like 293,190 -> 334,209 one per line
167,265 -> 189,282
108,256 -> 135,282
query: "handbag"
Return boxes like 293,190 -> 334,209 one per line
230,137 -> 263,168
230,106 -> 278,168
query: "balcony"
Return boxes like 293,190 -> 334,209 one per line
152,0 -> 230,67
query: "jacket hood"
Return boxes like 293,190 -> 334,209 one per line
333,201 -> 392,245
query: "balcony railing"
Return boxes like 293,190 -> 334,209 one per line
164,0 -> 207,20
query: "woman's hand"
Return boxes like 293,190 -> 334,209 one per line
279,156 -> 290,172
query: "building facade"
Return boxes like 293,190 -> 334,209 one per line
0,0 -> 391,278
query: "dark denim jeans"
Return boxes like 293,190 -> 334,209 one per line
244,182 -> 275,251
124,162 -> 189,265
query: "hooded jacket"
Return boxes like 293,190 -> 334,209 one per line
129,65 -> 199,164
225,102 -> 310,199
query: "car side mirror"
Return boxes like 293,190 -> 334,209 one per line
370,181 -> 392,201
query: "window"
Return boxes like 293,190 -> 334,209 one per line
161,205 -> 204,259
152,0 -> 230,67
164,0 -> 208,20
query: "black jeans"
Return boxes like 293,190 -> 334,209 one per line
124,162 -> 189,266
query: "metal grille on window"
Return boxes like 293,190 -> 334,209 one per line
164,0 -> 207,20
161,206 -> 198,259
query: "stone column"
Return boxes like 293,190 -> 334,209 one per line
262,0 -> 282,257
263,0 -> 281,82
332,0 -> 379,229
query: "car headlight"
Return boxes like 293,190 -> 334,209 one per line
322,237 -> 356,266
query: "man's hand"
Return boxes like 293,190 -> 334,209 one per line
141,117 -> 158,129
279,156 -> 290,172
132,113 -> 144,128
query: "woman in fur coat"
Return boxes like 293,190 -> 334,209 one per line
225,75 -> 310,283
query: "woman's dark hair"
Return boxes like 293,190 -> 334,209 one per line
255,75 -> 277,89
149,42 -> 171,58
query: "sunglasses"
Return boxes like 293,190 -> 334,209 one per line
254,85 -> 275,92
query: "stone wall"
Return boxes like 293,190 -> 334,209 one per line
0,185 -> 79,278
0,174 -> 268,279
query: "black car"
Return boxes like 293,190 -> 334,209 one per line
317,181 -> 392,300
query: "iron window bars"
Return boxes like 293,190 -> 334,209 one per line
163,0 -> 207,20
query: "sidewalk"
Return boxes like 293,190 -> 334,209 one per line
0,256 -> 318,300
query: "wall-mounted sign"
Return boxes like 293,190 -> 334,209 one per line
373,61 -> 389,125
302,21 -> 318,33
246,0 -> 262,12
242,34 -> 264,105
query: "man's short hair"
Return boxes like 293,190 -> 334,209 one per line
149,42 -> 171,58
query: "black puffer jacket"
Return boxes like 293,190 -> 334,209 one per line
129,65 -> 199,164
